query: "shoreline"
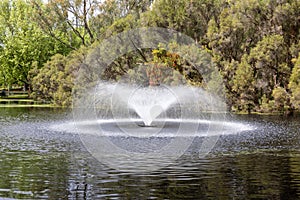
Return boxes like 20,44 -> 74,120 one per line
0,104 -> 58,108
1,104 -> 299,116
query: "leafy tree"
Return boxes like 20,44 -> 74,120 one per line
260,94 -> 274,113
272,86 -> 289,113
30,54 -> 67,103
232,56 -> 256,112
1,0 -> 298,112
207,0 -> 263,110
206,0 -> 300,112
113,0 -> 153,18
141,0 -> 223,44
31,0 -> 98,47
248,35 -> 290,99
30,47 -> 87,106
207,0 -> 272,63
0,0 -> 66,90
273,0 -> 300,46
31,0 -> 153,47
289,56 -> 300,110
104,14 -> 138,38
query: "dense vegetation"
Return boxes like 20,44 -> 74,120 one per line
0,0 -> 299,113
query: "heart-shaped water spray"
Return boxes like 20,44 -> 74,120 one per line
128,87 -> 176,126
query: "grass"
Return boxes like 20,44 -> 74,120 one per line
0,88 -> 56,108
3,94 -> 29,99
0,93 -> 52,107
0,99 -> 34,102
231,109 -> 300,116
0,97 -> 55,108
0,104 -> 56,108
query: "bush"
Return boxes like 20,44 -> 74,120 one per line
289,56 -> 300,110
29,46 -> 87,106
272,86 -> 290,113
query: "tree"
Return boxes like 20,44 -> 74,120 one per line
273,0 -> 300,47
31,0 -> 153,47
232,56 -> 256,112
3,0 -> 297,111
104,14 -> 138,38
289,55 -> 300,110
248,35 -> 291,99
206,0 -> 298,112
272,86 -> 289,113
30,54 -> 67,103
207,0 -> 269,110
31,0 -> 98,48
0,0 -> 66,90
141,0 -> 223,44
30,46 -> 87,106
207,0 -> 272,63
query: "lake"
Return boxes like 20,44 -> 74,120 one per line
0,107 -> 299,199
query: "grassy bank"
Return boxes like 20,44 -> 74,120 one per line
230,110 -> 300,116
0,92 -> 53,108
0,104 -> 57,108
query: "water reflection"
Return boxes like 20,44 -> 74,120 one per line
0,151 -> 70,199
0,107 -> 299,199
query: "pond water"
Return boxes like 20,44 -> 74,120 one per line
0,107 -> 300,199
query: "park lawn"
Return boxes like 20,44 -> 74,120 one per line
0,97 -> 55,107
0,98 -> 34,102
0,104 -> 56,108
0,94 -> 53,107
3,94 -> 29,99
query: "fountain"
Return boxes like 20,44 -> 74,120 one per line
68,28 -> 253,172
90,81 -> 223,129
68,79 -> 253,172
108,83 -> 205,127
127,87 -> 174,127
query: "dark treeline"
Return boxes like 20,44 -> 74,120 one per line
0,0 -> 299,113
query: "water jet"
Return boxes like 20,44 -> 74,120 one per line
70,28 -> 255,171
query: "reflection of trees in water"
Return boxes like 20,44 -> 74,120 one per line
0,151 -> 70,199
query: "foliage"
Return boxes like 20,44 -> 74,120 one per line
248,35 -> 290,93
1,0 -> 300,112
272,86 -> 289,113
206,0 -> 299,112
102,45 -> 204,87
141,0 -> 224,43
0,0 -> 68,89
260,94 -> 274,113
30,46 -> 87,106
289,56 -> 300,110
30,0 -> 97,47
232,56 -> 256,112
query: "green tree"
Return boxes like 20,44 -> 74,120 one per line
30,54 -> 67,103
30,46 -> 87,106
273,0 -> 300,47
289,56 -> 300,110
104,14 -> 138,38
31,0 -> 153,46
248,35 -> 290,99
31,0 -> 97,47
11,0 -> 299,111
206,0 -> 268,110
232,56 -> 256,112
272,86 -> 289,113
206,0 -> 300,112
0,0 -> 66,90
141,0 -> 223,44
